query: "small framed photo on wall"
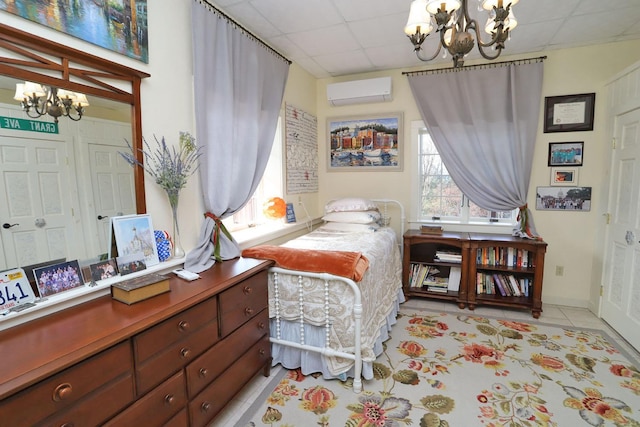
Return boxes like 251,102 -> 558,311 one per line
550,167 -> 578,186
548,142 -> 583,167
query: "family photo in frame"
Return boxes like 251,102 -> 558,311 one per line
536,186 -> 592,211
34,260 -> 84,298
548,142 -> 584,167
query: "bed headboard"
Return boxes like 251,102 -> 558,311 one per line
371,199 -> 406,244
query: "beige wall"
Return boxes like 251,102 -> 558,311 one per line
3,6 -> 640,311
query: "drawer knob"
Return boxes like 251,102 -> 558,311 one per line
180,348 -> 191,359
201,402 -> 211,413
53,383 -> 73,401
243,286 -> 252,295
199,367 -> 208,378
259,349 -> 265,356
244,307 -> 254,316
258,322 -> 266,330
178,320 -> 190,331
164,394 -> 175,406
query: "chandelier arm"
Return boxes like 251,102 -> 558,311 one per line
415,37 -> 445,62
469,18 -> 505,60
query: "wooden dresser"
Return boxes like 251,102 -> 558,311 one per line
0,257 -> 273,427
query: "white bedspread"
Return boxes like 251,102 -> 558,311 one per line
269,227 -> 402,375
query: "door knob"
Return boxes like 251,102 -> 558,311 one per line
97,215 -> 108,220
2,223 -> 18,229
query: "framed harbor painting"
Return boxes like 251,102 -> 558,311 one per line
327,112 -> 403,172
0,1 -> 149,63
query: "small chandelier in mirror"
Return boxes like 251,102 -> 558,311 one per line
405,0 -> 518,68
14,81 -> 89,123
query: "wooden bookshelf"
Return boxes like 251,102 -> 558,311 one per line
402,230 -> 469,309
402,230 -> 547,318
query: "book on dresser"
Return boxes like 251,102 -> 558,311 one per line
111,273 -> 171,305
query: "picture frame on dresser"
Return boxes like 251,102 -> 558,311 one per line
111,214 -> 159,267
34,260 -> 85,298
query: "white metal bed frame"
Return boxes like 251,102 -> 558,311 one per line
268,199 -> 405,393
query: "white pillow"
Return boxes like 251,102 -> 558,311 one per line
318,222 -> 380,232
324,198 -> 378,214
322,210 -> 381,224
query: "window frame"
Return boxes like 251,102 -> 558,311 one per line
411,120 -> 518,229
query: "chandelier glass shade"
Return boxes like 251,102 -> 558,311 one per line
14,81 -> 89,123
405,0 -> 518,67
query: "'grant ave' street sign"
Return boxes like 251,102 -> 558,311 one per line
0,116 -> 59,134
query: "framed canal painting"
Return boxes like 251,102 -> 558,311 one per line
327,112 -> 403,172
1,1 -> 149,63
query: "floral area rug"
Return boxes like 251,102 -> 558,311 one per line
235,307 -> 640,427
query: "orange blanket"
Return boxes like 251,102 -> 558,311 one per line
242,245 -> 369,282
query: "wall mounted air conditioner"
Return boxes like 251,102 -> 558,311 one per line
326,76 -> 392,106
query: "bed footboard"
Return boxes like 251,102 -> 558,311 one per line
269,266 -> 365,393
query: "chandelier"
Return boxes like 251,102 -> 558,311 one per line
404,0 -> 518,68
13,81 -> 89,123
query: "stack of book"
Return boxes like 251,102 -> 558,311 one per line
434,249 -> 462,263
111,273 -> 171,305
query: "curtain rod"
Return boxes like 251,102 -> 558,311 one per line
402,56 -> 547,75
197,0 -> 291,64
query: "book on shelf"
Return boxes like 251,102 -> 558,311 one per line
420,225 -> 443,234
447,266 -> 461,292
492,274 -> 508,296
434,249 -> 462,263
111,273 -> 171,305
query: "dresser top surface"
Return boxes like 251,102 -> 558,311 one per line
0,257 -> 272,399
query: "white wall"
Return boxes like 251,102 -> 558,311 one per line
4,5 -> 640,311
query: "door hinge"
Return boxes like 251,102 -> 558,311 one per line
604,213 -> 611,224
600,285 -> 604,296
612,138 -> 616,149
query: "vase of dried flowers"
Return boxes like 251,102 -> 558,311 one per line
121,132 -> 202,259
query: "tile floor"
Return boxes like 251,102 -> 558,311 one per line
212,301 -> 640,426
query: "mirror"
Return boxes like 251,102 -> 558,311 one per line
0,23 -> 149,271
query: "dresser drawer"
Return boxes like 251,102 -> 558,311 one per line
104,371 -> 187,427
186,308 -> 268,397
134,297 -> 217,363
0,341 -> 132,427
37,374 -> 134,427
136,321 -> 218,395
188,335 -> 271,427
164,408 -> 189,427
219,271 -> 268,336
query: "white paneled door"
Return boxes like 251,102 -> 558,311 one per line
601,107 -> 640,351
88,142 -> 137,257
0,136 -> 81,270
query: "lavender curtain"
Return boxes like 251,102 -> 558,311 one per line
406,60 -> 543,237
185,0 -> 290,272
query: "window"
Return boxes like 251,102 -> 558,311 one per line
415,122 -> 516,225
224,116 -> 283,232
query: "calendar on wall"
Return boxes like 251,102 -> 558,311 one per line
285,104 -> 318,194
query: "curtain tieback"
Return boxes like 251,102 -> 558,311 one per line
204,212 -> 234,261
517,204 -> 541,240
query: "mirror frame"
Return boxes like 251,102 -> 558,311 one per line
0,23 -> 150,213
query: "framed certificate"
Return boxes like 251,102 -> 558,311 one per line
543,93 -> 595,133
